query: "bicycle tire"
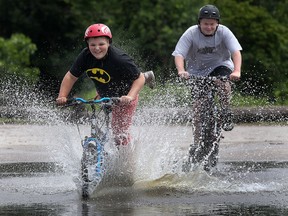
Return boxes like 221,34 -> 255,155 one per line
81,137 -> 106,198
81,157 -> 90,198
184,93 -> 221,172
201,102 -> 221,171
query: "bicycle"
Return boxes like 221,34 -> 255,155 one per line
182,75 -> 232,172
65,97 -> 119,198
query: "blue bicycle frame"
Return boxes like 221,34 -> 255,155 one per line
66,97 -> 118,198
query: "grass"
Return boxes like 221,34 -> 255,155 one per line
139,83 -> 277,108
70,81 -> 286,108
231,92 -> 272,107
0,117 -> 28,124
1,83 -> 286,125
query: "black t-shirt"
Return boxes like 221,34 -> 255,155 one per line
70,46 -> 140,97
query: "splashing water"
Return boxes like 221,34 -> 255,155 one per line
1,79 -> 287,200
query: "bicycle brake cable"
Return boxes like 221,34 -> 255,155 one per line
76,121 -> 83,143
73,106 -> 84,143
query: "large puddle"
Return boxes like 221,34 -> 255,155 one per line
0,123 -> 288,215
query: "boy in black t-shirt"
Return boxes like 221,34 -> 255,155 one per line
56,23 -> 154,146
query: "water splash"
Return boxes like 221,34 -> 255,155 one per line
1,78 -> 287,199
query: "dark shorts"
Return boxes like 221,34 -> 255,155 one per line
209,66 -> 232,77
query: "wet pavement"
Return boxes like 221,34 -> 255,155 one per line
0,123 -> 288,215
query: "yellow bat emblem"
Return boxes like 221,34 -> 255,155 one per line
86,68 -> 110,83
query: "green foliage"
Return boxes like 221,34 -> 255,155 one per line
139,82 -> 193,108
273,81 -> 288,105
105,0 -> 203,81
138,84 -> 282,109
0,0 -> 288,103
231,92 -> 272,107
213,0 -> 288,98
0,33 -> 39,82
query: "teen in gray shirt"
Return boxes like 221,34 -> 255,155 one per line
172,5 -> 242,165
172,5 -> 242,78
172,24 -> 242,77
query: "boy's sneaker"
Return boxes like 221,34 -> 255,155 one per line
143,71 -> 155,89
222,110 -> 234,131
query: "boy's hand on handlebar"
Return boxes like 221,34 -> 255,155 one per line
120,96 -> 133,104
56,97 -> 67,105
229,70 -> 241,81
178,71 -> 190,79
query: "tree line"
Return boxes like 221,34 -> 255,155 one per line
0,0 -> 287,103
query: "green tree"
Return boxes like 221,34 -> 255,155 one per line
0,0 -> 99,96
0,0 -> 288,103
210,0 -> 288,102
96,0 -> 203,82
0,33 -> 39,82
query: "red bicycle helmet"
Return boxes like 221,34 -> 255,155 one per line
84,23 -> 112,40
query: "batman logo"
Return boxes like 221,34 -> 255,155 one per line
86,68 -> 110,83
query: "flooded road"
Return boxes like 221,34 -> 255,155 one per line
0,123 -> 288,215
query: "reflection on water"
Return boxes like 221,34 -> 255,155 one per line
0,158 -> 288,215
1,195 -> 288,216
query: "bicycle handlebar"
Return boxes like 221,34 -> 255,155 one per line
65,97 -> 120,107
189,75 -> 230,81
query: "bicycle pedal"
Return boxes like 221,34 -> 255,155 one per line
222,123 -> 234,131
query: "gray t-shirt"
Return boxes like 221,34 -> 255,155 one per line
172,24 -> 242,76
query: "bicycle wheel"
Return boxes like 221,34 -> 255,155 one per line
81,156 -> 89,198
81,137 -> 106,198
182,104 -> 213,172
202,104 -> 221,171
187,97 -> 219,172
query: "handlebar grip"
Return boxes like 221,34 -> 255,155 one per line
110,97 -> 121,104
